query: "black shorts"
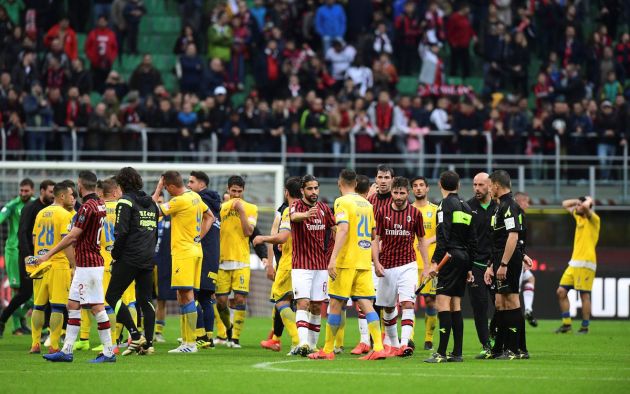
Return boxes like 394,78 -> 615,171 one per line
200,227 -> 220,291
492,250 -> 523,295
436,251 -> 469,298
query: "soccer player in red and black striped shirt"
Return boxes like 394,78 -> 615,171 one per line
40,171 -> 115,363
373,177 -> 429,358
289,175 -> 335,355
367,164 -> 394,214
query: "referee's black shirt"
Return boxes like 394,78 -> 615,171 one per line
434,192 -> 477,267
491,192 -> 525,261
467,198 -> 496,267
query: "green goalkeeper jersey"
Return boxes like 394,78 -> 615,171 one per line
0,196 -> 34,249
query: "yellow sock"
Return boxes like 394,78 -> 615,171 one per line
129,306 -> 138,327
49,312 -> 64,350
323,313 -> 341,354
367,312 -> 384,352
195,327 -> 205,338
185,312 -> 197,344
180,315 -> 185,342
215,304 -> 227,338
562,315 -> 572,325
80,308 -> 91,341
425,314 -> 437,342
156,322 -> 164,334
207,330 -> 213,338
334,309 -> 346,348
278,305 -> 299,346
31,308 -> 45,347
232,308 -> 246,340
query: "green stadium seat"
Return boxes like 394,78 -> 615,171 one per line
397,76 -> 418,95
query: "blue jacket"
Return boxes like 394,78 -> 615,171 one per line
315,4 -> 346,38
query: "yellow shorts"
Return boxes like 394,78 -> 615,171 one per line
34,266 -> 71,307
217,267 -> 250,295
328,268 -> 375,301
270,268 -> 292,302
560,266 -> 596,292
171,255 -> 202,290
102,269 -> 112,305
122,281 -> 136,304
418,269 -> 436,296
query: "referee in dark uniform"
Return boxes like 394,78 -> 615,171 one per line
484,170 -> 527,360
425,171 -> 476,364
467,172 -> 497,358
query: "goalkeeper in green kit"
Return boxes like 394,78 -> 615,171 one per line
0,179 -> 36,335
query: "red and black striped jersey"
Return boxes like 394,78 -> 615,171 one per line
376,203 -> 424,269
368,192 -> 392,215
290,199 -> 335,270
74,194 -> 106,268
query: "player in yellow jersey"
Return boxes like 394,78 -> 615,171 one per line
30,182 -> 75,353
153,171 -> 214,353
253,177 -> 302,354
217,175 -> 258,348
411,176 -> 439,351
309,169 -> 386,361
557,196 -> 600,334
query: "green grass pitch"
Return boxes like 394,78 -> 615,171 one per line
1,317 -> 628,394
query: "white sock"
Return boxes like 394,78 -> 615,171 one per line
308,313 -> 321,348
400,309 -> 415,346
61,309 -> 81,354
383,310 -> 400,348
95,310 -> 115,357
296,309 -> 309,346
523,284 -> 534,313
358,314 -> 369,345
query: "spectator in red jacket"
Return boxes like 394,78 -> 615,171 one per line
85,15 -> 118,93
44,16 -> 78,60
446,3 -> 476,78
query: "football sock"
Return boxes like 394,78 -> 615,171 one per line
366,311 -> 384,352
80,307 -> 91,341
523,284 -> 534,313
296,309 -> 309,346
323,313 -> 341,353
196,302 -> 204,334
357,312 -> 369,344
155,320 -> 165,335
451,311 -> 463,356
505,308 -> 521,353
232,304 -> 246,340
31,306 -> 45,347
50,305 -> 66,350
425,307 -> 437,342
180,301 -> 197,345
519,311 -> 528,352
383,310 -> 400,348
334,308 -> 346,348
198,291 -> 215,335
61,309 -> 81,354
561,311 -> 571,326
216,304 -> 230,338
115,302 -> 141,341
273,306 -> 284,338
400,308 -> 415,346
105,306 -> 117,343
129,303 -> 138,326
581,320 -> 589,328
277,304 -> 299,346
308,312 -> 321,348
436,311 -> 452,356
94,310 -> 114,357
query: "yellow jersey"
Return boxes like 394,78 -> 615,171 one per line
160,190 -> 209,259
219,198 -> 258,265
33,205 -> 74,268
333,193 -> 374,270
570,210 -> 600,264
413,202 -> 438,269
277,207 -> 292,271
100,200 -> 118,269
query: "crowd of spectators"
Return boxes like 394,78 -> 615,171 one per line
1,0 -> 630,180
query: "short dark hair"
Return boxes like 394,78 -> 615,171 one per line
116,167 -> 143,193
578,196 -> 593,208
78,170 -> 97,191
376,164 -> 394,177
301,174 -> 318,189
20,178 -> 34,188
410,176 -> 428,187
39,179 -> 55,191
162,170 -> 183,188
489,170 -> 511,189
53,182 -> 70,197
190,171 -> 209,187
227,175 -> 245,188
355,174 -> 370,195
98,177 -> 119,196
392,176 -> 410,190
62,179 -> 77,199
339,169 -> 357,185
285,176 -> 302,199
439,171 -> 459,192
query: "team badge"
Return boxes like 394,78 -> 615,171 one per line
407,216 -> 411,222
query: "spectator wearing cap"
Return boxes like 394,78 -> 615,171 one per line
44,16 -> 78,60
129,54 -> 163,98
446,3 -> 476,79
208,11 -> 233,63
315,0 -> 346,54
595,100 -> 620,180
85,15 -> 118,93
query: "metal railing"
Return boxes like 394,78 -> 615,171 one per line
1,126 -> 628,202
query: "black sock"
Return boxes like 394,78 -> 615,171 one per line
451,311 -> 464,356
491,310 -> 505,354
518,310 -> 527,353
437,311 -> 452,356
505,308 -> 521,353
273,308 -> 285,337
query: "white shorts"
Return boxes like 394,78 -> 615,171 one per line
68,266 -> 105,305
292,269 -> 328,302
376,261 -> 418,307
520,269 -> 534,284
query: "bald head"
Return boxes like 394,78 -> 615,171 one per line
473,172 -> 490,202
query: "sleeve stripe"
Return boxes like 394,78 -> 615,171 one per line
118,199 -> 133,207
